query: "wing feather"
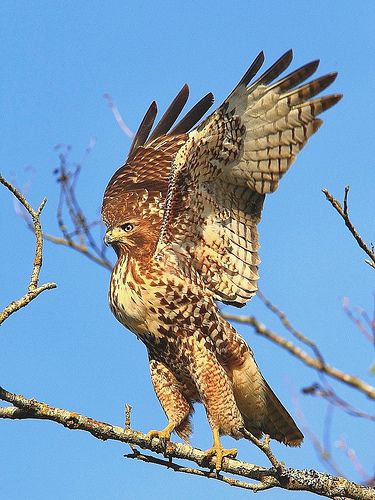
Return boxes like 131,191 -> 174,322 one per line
248,49 -> 293,89
148,85 -> 190,142
156,51 -> 341,306
128,101 -> 158,161
171,92 -> 214,134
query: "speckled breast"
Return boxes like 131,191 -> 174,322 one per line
108,255 -> 149,336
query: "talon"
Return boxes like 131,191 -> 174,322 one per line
204,428 -> 237,471
204,445 -> 237,471
146,422 -> 174,442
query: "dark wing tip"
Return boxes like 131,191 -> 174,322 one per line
313,73 -> 340,97
327,72 -> 338,84
126,86 -> 214,160
301,59 -> 320,78
147,84 -> 190,142
270,59 -> 321,94
127,100 -> 158,161
228,49 -> 294,102
252,49 -> 294,88
171,91 -> 214,135
284,48 -> 294,61
326,93 -> 343,107
319,93 -> 343,113
237,50 -> 265,87
280,48 -> 294,67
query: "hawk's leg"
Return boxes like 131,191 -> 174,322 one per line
146,357 -> 193,443
204,427 -> 237,471
188,335 -> 242,470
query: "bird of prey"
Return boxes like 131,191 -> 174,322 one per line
102,50 -> 341,469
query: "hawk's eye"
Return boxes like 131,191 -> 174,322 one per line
121,223 -> 134,232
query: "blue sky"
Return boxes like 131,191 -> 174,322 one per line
1,1 -> 374,499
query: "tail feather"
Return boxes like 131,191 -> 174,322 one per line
232,351 -> 303,446
262,379 -> 303,446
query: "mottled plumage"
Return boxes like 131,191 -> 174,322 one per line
102,50 -> 341,468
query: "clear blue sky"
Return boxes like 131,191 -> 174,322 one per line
1,2 -> 374,499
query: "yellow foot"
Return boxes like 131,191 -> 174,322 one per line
204,427 -> 237,471
203,444 -> 238,471
146,422 -> 174,442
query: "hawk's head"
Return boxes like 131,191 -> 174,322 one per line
103,189 -> 164,260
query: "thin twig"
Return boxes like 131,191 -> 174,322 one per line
241,430 -> 282,471
343,185 -> 350,215
257,291 -> 375,423
257,290 -> 327,367
322,188 -> 375,269
336,438 -> 372,485
50,148 -> 113,269
0,175 -> 56,326
42,232 -> 112,269
342,297 -> 375,345
302,383 -> 375,421
103,93 -> 135,139
124,404 -> 132,430
1,386 -> 374,499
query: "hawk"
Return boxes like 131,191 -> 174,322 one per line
102,50 -> 341,469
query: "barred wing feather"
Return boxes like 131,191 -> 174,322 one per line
157,50 -> 341,306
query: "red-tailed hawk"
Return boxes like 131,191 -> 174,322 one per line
102,50 -> 341,469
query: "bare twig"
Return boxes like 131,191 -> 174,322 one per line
223,313 -> 375,400
343,185 -> 350,215
302,383 -> 375,421
42,232 -> 112,269
342,297 -> 375,345
322,188 -> 375,269
46,148 -> 113,270
55,148 -> 106,259
1,387 -> 374,499
0,175 -> 56,325
124,404 -> 132,430
336,438 -> 372,485
241,430 -> 282,471
103,93 -> 135,139
257,290 -> 327,367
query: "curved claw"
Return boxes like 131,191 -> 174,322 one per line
146,422 -> 175,442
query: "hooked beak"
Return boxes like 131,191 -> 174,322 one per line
104,229 -> 114,247
104,227 -> 125,247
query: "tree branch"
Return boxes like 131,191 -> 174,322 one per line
223,313 -> 375,400
322,187 -> 375,269
0,175 -> 56,325
1,386 -> 374,499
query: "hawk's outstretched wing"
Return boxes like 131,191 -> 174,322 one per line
155,50 -> 341,306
